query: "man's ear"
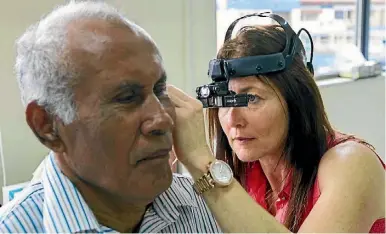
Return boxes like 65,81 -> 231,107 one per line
25,102 -> 65,153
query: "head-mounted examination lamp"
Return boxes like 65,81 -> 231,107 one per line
196,12 -> 314,108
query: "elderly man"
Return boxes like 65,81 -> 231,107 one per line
0,1 -> 220,233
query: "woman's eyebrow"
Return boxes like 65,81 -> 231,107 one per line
237,86 -> 269,94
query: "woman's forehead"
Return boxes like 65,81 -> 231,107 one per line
228,76 -> 273,94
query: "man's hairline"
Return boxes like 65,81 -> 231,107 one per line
61,16 -> 162,103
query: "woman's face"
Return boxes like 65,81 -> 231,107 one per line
218,76 -> 288,162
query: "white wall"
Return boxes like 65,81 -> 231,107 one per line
318,77 -> 385,159
0,0 -> 64,192
0,0 -> 384,200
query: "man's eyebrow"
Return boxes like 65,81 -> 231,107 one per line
108,72 -> 167,99
113,82 -> 144,96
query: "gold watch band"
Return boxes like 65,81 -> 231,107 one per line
193,173 -> 215,194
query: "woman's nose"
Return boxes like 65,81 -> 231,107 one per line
225,107 -> 247,128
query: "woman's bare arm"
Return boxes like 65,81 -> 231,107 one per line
168,85 -> 385,233
298,141 -> 385,233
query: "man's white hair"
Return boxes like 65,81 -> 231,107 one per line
15,0 -> 153,124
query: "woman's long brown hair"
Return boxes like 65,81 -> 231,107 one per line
207,25 -> 335,232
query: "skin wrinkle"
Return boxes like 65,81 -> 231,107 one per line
95,72 -> 170,168
25,16 -> 176,232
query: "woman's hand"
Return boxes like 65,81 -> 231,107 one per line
167,85 -> 214,177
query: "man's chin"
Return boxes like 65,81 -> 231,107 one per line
125,168 -> 173,202
150,171 -> 173,196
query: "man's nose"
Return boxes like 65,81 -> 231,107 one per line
141,96 -> 174,136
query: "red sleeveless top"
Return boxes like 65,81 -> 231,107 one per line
245,132 -> 385,233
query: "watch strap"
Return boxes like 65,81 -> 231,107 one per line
193,172 -> 215,194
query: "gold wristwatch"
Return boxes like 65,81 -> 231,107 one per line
193,160 -> 234,194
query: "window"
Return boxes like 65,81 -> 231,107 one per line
334,9 -> 355,25
335,10 -> 344,20
216,0 -> 369,78
369,0 -> 386,70
347,10 -> 355,22
346,34 -> 354,44
320,35 -> 330,45
301,11 -> 319,21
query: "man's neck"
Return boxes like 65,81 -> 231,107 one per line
75,180 -> 148,233
55,154 -> 148,232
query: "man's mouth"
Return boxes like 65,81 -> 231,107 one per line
137,148 -> 171,163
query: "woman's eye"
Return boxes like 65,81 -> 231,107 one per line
247,94 -> 260,104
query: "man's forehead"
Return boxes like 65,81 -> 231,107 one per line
66,18 -> 162,74
67,19 -> 164,98
66,18 -> 157,57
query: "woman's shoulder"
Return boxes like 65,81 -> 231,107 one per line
318,140 -> 384,206
327,131 -> 376,151
314,140 -> 385,224
319,140 -> 384,179
325,131 -> 384,167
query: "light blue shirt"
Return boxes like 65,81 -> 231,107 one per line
0,153 -> 221,233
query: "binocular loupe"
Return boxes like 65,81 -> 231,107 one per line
196,12 -> 314,108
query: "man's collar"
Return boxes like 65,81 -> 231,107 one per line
152,174 -> 198,222
138,174 -> 199,233
41,153 -> 103,233
40,153 -> 198,233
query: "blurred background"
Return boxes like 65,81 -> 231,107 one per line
217,0 -> 385,77
0,0 -> 384,202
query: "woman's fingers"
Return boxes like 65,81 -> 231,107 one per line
167,85 -> 203,109
167,85 -> 193,102
168,91 -> 185,108
167,85 -> 186,108
167,85 -> 211,166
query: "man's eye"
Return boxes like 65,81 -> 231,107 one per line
154,84 -> 167,97
116,95 -> 137,103
115,91 -> 140,103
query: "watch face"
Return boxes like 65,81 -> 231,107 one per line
210,160 -> 233,186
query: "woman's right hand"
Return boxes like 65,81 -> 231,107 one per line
167,85 -> 214,177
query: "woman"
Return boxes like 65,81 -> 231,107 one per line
168,24 -> 385,233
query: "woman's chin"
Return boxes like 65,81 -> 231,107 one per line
232,146 -> 264,162
235,152 -> 261,163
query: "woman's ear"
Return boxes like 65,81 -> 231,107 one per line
25,102 -> 65,153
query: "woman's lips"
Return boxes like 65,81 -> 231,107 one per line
234,137 -> 255,144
